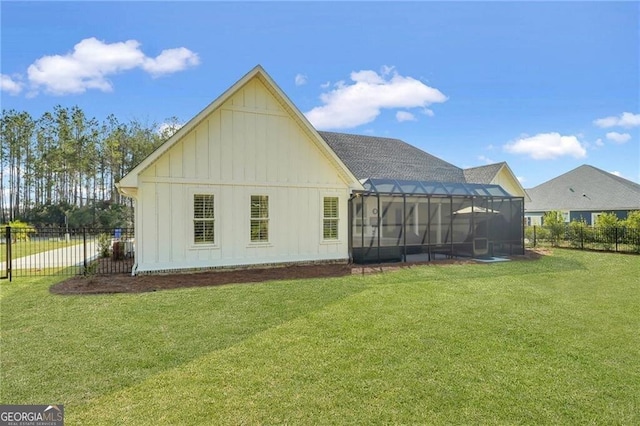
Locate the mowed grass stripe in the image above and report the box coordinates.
[0,275,369,407]
[58,251,640,425]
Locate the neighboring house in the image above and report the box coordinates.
[525,165,640,226]
[463,162,530,201]
[118,65,524,274]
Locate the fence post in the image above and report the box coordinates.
[615,227,618,252]
[533,225,537,247]
[83,228,87,275]
[5,227,11,282]
[580,226,584,250]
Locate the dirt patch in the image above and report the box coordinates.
[50,249,546,295]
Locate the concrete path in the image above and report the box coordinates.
[1,241,98,272]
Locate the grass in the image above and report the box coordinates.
[1,249,639,424]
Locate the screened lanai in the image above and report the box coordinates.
[349,178,525,264]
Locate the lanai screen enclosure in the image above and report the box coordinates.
[350,179,524,263]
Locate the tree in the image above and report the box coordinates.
[1,106,163,227]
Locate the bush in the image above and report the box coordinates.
[97,233,112,258]
[543,211,565,246]
[568,219,588,248]
[622,211,640,252]
[594,213,620,250]
[3,220,37,242]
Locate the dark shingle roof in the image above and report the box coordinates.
[319,131,466,183]
[463,162,505,184]
[525,165,640,211]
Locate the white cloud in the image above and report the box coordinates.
[594,112,640,128]
[422,108,434,117]
[517,176,526,183]
[141,47,200,77]
[320,81,331,89]
[503,132,587,160]
[605,132,631,144]
[396,111,416,122]
[595,138,604,147]
[25,37,199,96]
[294,73,308,86]
[1,74,23,95]
[609,171,623,178]
[304,67,447,129]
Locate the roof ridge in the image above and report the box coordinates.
[464,161,506,171]
[587,164,640,190]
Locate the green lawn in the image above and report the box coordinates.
[1,250,639,424]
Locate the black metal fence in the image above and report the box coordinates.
[525,225,640,254]
[1,227,134,281]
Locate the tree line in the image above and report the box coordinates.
[1,106,180,228]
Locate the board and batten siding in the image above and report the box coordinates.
[135,78,350,272]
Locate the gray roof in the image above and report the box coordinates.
[463,162,505,184]
[525,165,640,212]
[319,131,466,183]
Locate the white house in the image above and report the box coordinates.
[117,66,361,274]
[119,65,526,274]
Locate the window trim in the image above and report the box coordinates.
[249,194,270,244]
[320,194,342,244]
[322,196,339,241]
[188,189,219,250]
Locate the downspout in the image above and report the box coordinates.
[348,192,358,263]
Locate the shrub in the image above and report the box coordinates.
[594,213,620,250]
[568,219,588,248]
[543,211,565,247]
[97,233,112,258]
[622,211,640,252]
[3,220,37,242]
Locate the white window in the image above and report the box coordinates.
[323,197,339,240]
[193,194,214,244]
[250,195,269,242]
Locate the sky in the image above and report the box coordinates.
[1,1,639,188]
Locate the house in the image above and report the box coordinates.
[118,65,524,274]
[525,165,640,226]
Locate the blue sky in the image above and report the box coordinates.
[1,1,638,187]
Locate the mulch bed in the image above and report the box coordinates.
[50,249,546,295]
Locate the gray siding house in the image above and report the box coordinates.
[525,165,640,226]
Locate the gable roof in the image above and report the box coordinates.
[319,131,466,183]
[525,164,640,211]
[117,65,360,192]
[463,162,506,184]
[464,161,529,200]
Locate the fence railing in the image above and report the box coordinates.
[1,227,134,281]
[525,225,640,254]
